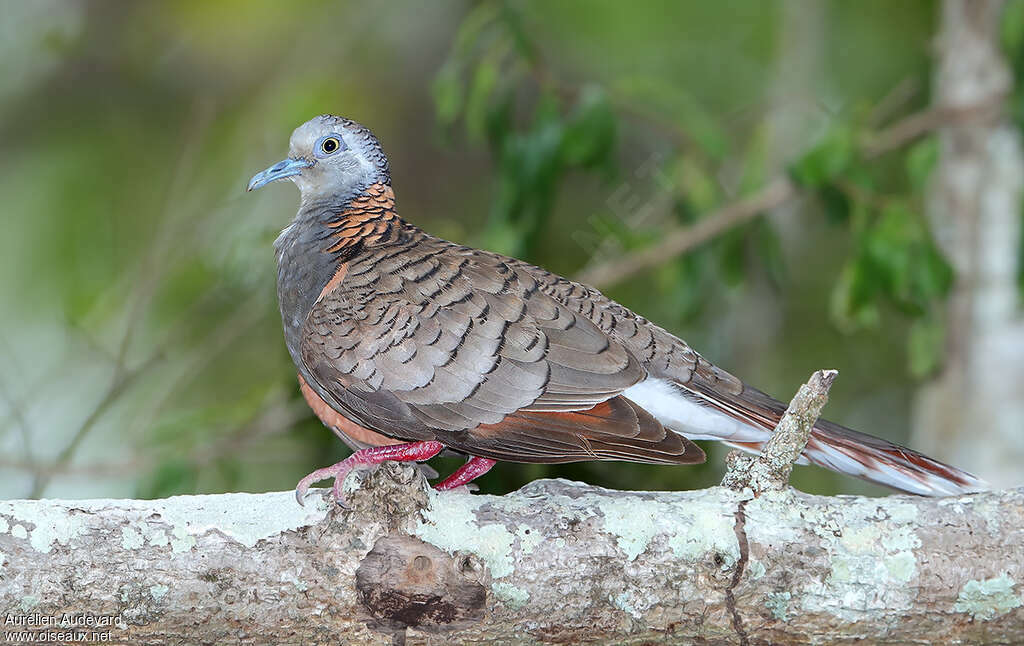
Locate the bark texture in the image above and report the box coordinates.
[721,369,837,495]
[913,0,1024,488]
[2,464,1022,645]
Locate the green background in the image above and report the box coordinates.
[0,0,992,500]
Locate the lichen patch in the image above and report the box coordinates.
[765,591,791,621]
[585,488,739,564]
[515,524,543,555]
[0,502,89,554]
[492,582,530,609]
[149,584,169,601]
[787,496,924,622]
[121,526,144,550]
[415,490,516,579]
[954,574,1021,620]
[151,490,331,550]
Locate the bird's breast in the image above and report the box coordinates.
[275,226,345,368]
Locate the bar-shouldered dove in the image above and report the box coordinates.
[247,115,987,504]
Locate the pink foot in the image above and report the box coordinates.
[295,440,444,506]
[435,456,497,491]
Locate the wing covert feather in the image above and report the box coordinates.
[300,240,647,437]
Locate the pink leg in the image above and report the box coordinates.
[295,440,444,506]
[435,456,497,491]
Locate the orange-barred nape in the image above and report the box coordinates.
[324,182,402,255]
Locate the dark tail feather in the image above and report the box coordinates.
[687,381,988,496]
[805,419,987,495]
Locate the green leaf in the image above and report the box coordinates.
[676,157,719,215]
[452,1,501,58]
[1002,0,1024,58]
[913,239,955,302]
[432,62,463,128]
[789,125,855,188]
[484,88,514,148]
[830,255,882,332]
[862,203,953,312]
[864,204,917,294]
[818,184,851,224]
[465,60,499,142]
[587,212,661,250]
[560,86,616,169]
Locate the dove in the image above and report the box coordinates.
[247,115,987,504]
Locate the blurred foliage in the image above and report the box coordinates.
[433,2,617,259]
[437,1,954,380]
[0,0,989,502]
[1002,0,1024,298]
[788,123,953,377]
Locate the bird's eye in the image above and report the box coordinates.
[321,137,340,154]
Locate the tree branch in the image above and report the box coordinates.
[575,98,1006,290]
[3,470,1022,644]
[575,176,797,289]
[722,369,838,494]
[3,372,1018,644]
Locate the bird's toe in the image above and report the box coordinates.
[293,459,356,506]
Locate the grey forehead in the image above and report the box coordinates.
[289,116,370,148]
[289,118,336,151]
[287,114,390,180]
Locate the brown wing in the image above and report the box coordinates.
[456,396,704,464]
[516,260,703,384]
[298,237,705,464]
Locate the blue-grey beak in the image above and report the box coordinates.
[246,157,314,192]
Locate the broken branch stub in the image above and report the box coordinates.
[721,369,838,494]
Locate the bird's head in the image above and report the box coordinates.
[247,115,390,200]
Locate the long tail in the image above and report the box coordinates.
[624,377,988,496]
[724,418,988,496]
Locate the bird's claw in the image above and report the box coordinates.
[330,475,351,509]
[294,459,355,507]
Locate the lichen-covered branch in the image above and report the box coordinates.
[1,372,1015,644]
[1,464,1022,645]
[721,369,837,494]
